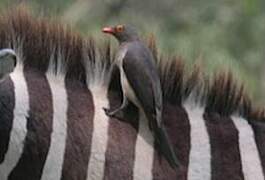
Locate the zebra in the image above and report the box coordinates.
[0,7,265,180]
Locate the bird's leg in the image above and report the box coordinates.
[103,97,129,119]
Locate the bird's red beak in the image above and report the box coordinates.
[102,27,115,34]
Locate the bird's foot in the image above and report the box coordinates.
[103,107,125,120]
[103,107,114,116]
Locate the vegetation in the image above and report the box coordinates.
[1,0,265,105]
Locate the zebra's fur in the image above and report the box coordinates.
[0,6,264,180]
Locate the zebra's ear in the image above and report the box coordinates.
[0,49,17,82]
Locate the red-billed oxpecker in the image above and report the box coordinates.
[102,24,179,168]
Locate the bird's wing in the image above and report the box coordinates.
[122,42,162,127]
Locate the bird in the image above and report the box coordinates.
[102,24,180,168]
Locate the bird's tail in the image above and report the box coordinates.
[154,126,180,169]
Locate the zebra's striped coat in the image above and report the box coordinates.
[0,7,265,180]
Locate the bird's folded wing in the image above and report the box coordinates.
[122,46,162,126]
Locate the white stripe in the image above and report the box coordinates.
[41,75,68,180]
[232,116,264,180]
[87,86,109,180]
[184,103,211,180]
[0,67,29,180]
[133,112,154,180]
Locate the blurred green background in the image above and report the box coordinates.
[1,0,265,105]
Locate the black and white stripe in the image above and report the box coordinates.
[0,59,265,180]
[103,87,139,180]
[204,113,243,180]
[8,69,53,180]
[232,116,264,179]
[0,77,15,164]
[41,72,67,180]
[0,66,29,180]
[185,102,211,180]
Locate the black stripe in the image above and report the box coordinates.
[152,104,191,180]
[0,77,15,163]
[8,69,53,180]
[103,89,139,180]
[250,121,265,176]
[204,112,244,180]
[61,80,94,180]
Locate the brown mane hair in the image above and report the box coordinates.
[0,6,264,122]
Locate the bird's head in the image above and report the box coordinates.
[102,24,139,43]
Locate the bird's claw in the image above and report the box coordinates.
[103,107,126,120]
[103,107,113,117]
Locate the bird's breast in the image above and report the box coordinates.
[120,66,141,107]
[116,45,127,66]
[116,45,141,108]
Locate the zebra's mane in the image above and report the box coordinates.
[0,7,264,122]
[0,7,113,88]
[148,36,265,121]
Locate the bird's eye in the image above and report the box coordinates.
[116,25,124,33]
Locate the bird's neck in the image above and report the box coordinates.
[118,37,140,44]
